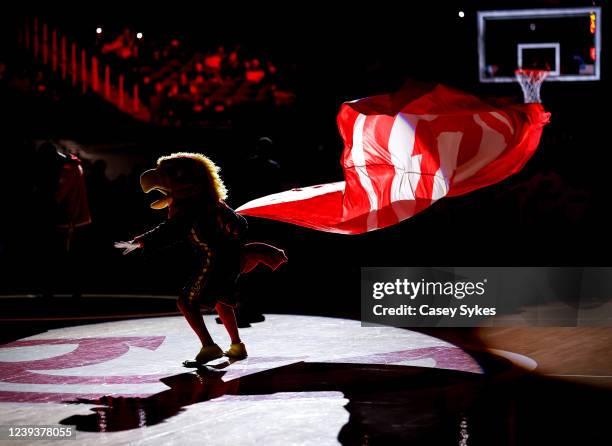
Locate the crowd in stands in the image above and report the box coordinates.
[94,27,295,126]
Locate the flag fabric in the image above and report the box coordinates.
[236,82,550,234]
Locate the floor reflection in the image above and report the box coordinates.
[60,351,612,445]
[61,354,500,444]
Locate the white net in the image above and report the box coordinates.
[515,69,548,104]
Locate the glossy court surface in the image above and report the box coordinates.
[1,314,609,445]
[0,315,524,444]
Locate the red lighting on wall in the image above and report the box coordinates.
[590,46,596,61]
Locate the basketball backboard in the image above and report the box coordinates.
[478,7,601,83]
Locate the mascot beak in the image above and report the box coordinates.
[140,168,173,210]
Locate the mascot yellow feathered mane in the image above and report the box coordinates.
[140,152,228,211]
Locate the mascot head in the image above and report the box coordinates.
[140,152,227,210]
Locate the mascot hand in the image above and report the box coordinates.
[114,240,141,255]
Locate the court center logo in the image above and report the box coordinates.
[0,337,166,402]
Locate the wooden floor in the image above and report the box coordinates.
[477,327,612,387]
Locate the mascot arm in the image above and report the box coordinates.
[134,213,194,251]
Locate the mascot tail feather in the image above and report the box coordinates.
[240,242,288,274]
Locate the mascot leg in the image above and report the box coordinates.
[216,302,248,359]
[177,296,223,363]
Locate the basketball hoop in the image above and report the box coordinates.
[515,69,548,104]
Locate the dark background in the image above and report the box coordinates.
[0,0,608,319]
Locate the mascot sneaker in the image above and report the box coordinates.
[194,344,224,363]
[225,342,248,359]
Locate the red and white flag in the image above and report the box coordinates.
[237,82,550,234]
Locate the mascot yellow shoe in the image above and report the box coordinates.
[225,342,248,359]
[194,344,224,363]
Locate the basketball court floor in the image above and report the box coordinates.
[2,307,611,445]
[0,312,523,445]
